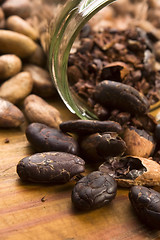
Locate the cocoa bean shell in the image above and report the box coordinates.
[123,127,155,158]
[117,157,160,187]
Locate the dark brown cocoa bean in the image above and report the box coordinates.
[94,80,150,114]
[60,120,122,135]
[129,186,160,229]
[17,152,85,184]
[71,171,117,210]
[26,123,79,155]
[79,132,126,162]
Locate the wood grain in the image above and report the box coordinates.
[0,99,160,240]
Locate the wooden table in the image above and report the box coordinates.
[0,99,160,240]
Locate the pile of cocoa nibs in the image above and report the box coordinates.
[0,0,160,230]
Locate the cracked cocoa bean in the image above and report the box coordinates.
[99,156,160,187]
[71,171,117,210]
[129,185,160,229]
[60,120,122,135]
[17,152,85,184]
[79,132,126,162]
[94,80,150,114]
[26,123,79,155]
[122,126,155,158]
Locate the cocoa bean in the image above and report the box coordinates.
[0,97,24,127]
[26,44,47,67]
[80,132,126,162]
[0,54,22,80]
[94,80,150,114]
[23,64,56,98]
[0,30,37,58]
[23,94,62,128]
[129,186,160,229]
[17,151,85,184]
[6,15,39,40]
[26,122,79,155]
[60,120,122,135]
[2,0,31,19]
[122,127,155,158]
[0,7,5,29]
[0,71,33,103]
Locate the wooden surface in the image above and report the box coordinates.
[1,99,160,240]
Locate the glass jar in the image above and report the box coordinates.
[32,0,116,119]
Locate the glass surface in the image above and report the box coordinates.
[32,0,116,119]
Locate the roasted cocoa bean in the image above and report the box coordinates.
[79,132,126,162]
[60,120,122,135]
[94,80,150,115]
[129,185,160,229]
[26,123,79,155]
[17,152,85,184]
[71,171,117,210]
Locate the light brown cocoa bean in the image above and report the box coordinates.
[23,64,56,98]
[23,94,62,128]
[26,44,47,67]
[6,15,39,41]
[0,7,5,29]
[0,30,37,58]
[2,0,31,19]
[0,54,22,80]
[0,97,24,127]
[122,127,155,158]
[0,72,33,104]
